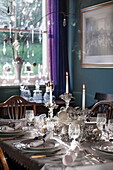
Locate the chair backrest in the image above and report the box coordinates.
[90,101,113,121]
[0,96,36,119]
[95,92,113,101]
[0,147,9,170]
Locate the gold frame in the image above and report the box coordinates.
[81,1,113,68]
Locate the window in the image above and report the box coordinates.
[0,0,49,86]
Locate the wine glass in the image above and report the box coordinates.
[108,119,113,140]
[25,110,34,129]
[68,123,80,141]
[46,119,54,132]
[96,113,107,131]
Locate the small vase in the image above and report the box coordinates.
[14,61,23,84]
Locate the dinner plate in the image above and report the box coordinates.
[0,129,24,137]
[16,138,62,153]
[21,145,61,153]
[92,142,113,154]
[0,129,22,134]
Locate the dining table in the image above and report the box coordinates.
[0,137,113,170]
[0,118,113,170]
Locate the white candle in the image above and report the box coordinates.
[9,23,12,38]
[50,83,52,104]
[66,72,69,93]
[32,29,34,43]
[3,41,6,55]
[82,84,85,110]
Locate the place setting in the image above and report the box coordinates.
[0,119,27,140]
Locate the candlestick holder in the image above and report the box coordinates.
[60,93,73,109]
[45,102,58,119]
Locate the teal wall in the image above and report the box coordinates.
[68,0,113,108]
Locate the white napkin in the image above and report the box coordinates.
[14,122,22,130]
[62,140,80,166]
[0,121,23,132]
[1,126,14,131]
[29,140,44,147]
[29,132,53,147]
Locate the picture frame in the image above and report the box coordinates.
[81,1,113,68]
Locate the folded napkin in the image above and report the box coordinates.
[0,126,14,132]
[29,132,53,147]
[14,122,22,130]
[62,140,80,166]
[0,122,23,132]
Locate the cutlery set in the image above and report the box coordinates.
[84,149,105,164]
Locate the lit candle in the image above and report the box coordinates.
[66,72,69,93]
[50,83,52,104]
[82,84,86,110]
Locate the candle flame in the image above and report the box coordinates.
[66,72,68,76]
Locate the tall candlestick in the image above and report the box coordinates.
[66,72,69,93]
[50,83,52,104]
[82,84,85,110]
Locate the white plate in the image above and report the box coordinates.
[0,130,24,137]
[17,138,62,153]
[0,129,22,134]
[21,146,61,153]
[92,142,113,154]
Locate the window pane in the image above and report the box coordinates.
[0,0,42,30]
[0,0,48,86]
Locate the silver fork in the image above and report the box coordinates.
[84,149,105,163]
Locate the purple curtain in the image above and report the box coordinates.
[47,0,69,98]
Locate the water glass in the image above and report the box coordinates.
[34,116,39,129]
[25,110,34,122]
[68,123,80,140]
[108,119,113,139]
[46,120,54,132]
[96,113,107,131]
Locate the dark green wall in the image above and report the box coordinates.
[0,86,45,103]
[68,0,113,108]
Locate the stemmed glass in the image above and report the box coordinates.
[68,123,80,141]
[108,119,113,140]
[25,110,34,129]
[96,113,107,131]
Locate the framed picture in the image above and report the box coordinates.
[81,1,113,68]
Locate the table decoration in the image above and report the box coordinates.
[45,102,58,119]
[60,93,73,109]
[56,106,103,142]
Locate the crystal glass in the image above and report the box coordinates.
[25,110,34,129]
[46,119,54,132]
[96,113,107,131]
[108,119,113,139]
[25,110,34,122]
[38,114,46,131]
[68,123,80,141]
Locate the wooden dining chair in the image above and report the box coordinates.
[90,101,113,121]
[0,147,9,170]
[94,92,113,101]
[0,96,37,119]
